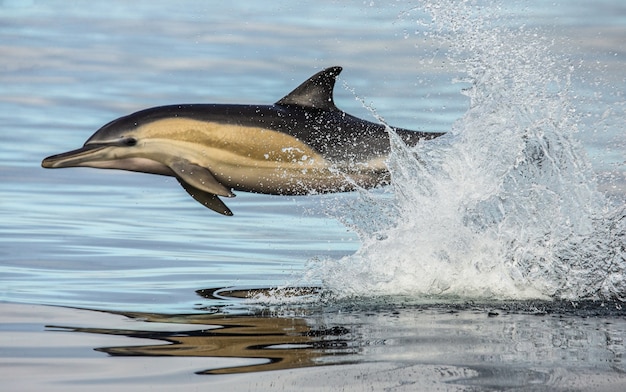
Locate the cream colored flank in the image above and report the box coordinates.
[64,118,385,195]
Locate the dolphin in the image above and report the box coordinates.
[42,66,443,215]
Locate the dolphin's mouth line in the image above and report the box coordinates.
[41,144,109,168]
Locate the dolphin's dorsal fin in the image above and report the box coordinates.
[275,66,342,111]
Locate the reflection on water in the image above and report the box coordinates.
[47,287,626,387]
[57,312,353,375]
[50,287,355,375]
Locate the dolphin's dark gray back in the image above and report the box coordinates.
[96,67,443,163]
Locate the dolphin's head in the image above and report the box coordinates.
[42,107,237,215]
[41,111,173,176]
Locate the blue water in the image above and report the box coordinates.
[1,1,625,389]
[1,0,625,308]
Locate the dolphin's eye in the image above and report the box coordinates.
[124,137,137,147]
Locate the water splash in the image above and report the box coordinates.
[306,0,625,301]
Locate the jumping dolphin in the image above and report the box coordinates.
[42,66,443,215]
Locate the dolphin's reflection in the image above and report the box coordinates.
[49,287,356,375]
[46,289,626,382]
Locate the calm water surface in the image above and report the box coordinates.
[1,0,625,390]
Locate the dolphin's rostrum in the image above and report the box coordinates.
[42,66,444,215]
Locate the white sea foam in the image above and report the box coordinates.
[304,0,625,301]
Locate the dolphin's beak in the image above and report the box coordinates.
[41,144,108,168]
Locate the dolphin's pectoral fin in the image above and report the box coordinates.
[169,159,234,198]
[176,178,233,216]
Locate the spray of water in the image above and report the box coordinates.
[305,1,625,301]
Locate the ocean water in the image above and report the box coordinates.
[1,0,625,390]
